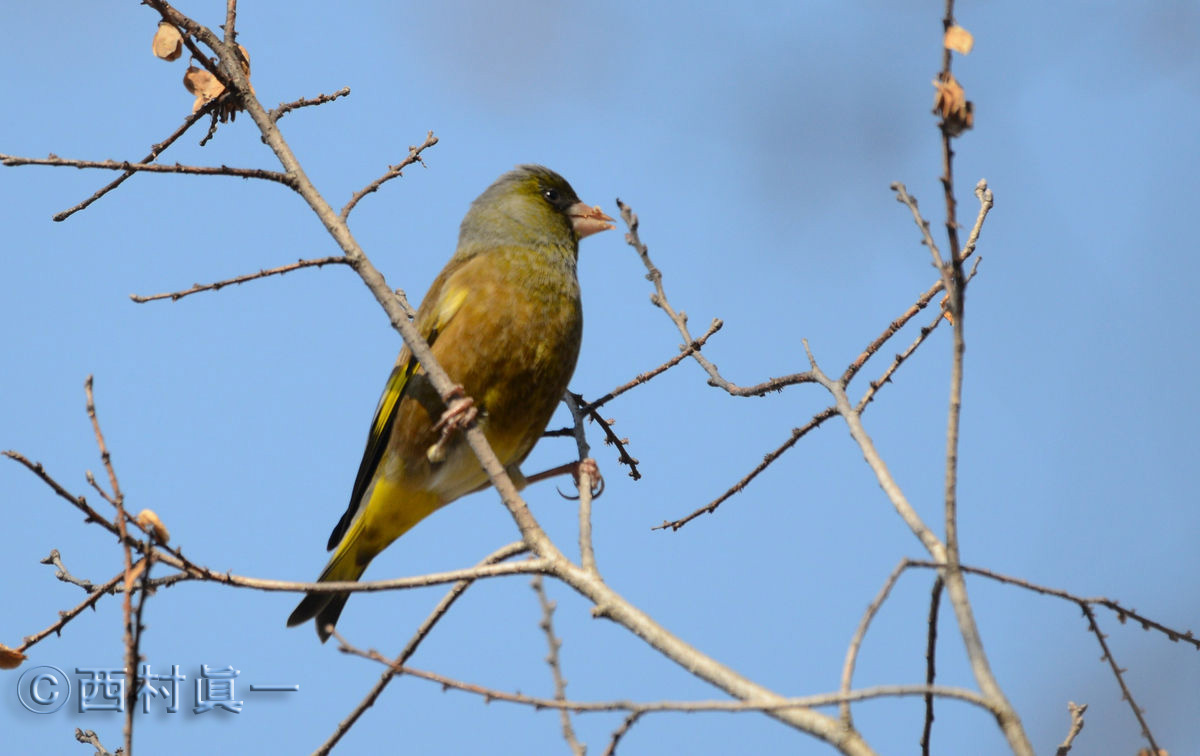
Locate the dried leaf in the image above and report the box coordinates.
[0,643,26,670]
[236,44,251,76]
[152,22,183,62]
[932,72,974,136]
[135,509,170,543]
[939,293,954,325]
[944,25,974,55]
[184,66,225,113]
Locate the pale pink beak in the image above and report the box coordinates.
[567,201,616,239]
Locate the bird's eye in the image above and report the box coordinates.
[542,188,560,203]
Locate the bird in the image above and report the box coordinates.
[287,165,614,641]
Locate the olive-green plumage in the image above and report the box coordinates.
[287,165,613,640]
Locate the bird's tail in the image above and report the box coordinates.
[286,520,370,642]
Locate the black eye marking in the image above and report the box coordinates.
[542,188,560,203]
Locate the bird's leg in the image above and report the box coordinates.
[426,385,477,463]
[525,457,604,499]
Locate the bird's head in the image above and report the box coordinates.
[458,165,614,253]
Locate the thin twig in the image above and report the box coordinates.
[53,104,217,222]
[74,728,116,756]
[564,396,599,574]
[839,559,910,726]
[1080,605,1160,753]
[584,318,723,412]
[960,179,993,262]
[905,559,1200,650]
[920,576,944,756]
[532,576,586,756]
[222,0,237,45]
[270,87,351,122]
[3,454,547,594]
[571,393,640,481]
[84,377,136,756]
[661,296,950,532]
[655,407,837,531]
[341,640,999,714]
[601,712,643,756]
[131,256,348,302]
[0,154,294,186]
[19,572,124,652]
[617,199,815,397]
[891,182,947,273]
[41,549,96,593]
[339,132,438,219]
[127,545,155,726]
[857,304,950,412]
[1054,702,1087,756]
[645,211,965,531]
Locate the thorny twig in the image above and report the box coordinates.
[340,131,438,219]
[269,87,352,122]
[131,256,348,302]
[532,576,585,756]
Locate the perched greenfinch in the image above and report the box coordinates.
[288,165,613,640]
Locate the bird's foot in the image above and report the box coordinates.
[572,458,603,497]
[524,458,604,498]
[426,386,477,463]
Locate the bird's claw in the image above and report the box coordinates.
[426,387,477,464]
[559,458,604,500]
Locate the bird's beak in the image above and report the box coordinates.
[567,202,616,239]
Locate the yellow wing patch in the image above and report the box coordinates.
[436,285,469,334]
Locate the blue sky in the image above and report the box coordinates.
[3,2,1199,754]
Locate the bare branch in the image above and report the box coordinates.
[602,712,644,756]
[839,559,910,726]
[340,132,438,219]
[563,398,599,574]
[53,103,218,221]
[339,639,999,715]
[584,318,723,413]
[570,393,641,481]
[270,87,352,123]
[84,376,138,755]
[20,572,124,653]
[1054,702,1087,756]
[617,199,814,397]
[1081,605,1161,753]
[891,182,947,273]
[0,153,294,186]
[920,577,944,756]
[532,576,586,756]
[74,728,116,756]
[131,256,348,303]
[41,549,97,593]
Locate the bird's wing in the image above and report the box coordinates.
[324,281,470,551]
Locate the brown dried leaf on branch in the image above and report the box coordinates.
[152,22,183,61]
[933,72,974,136]
[178,42,253,120]
[0,643,27,670]
[184,65,226,111]
[944,25,974,55]
[135,509,170,543]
